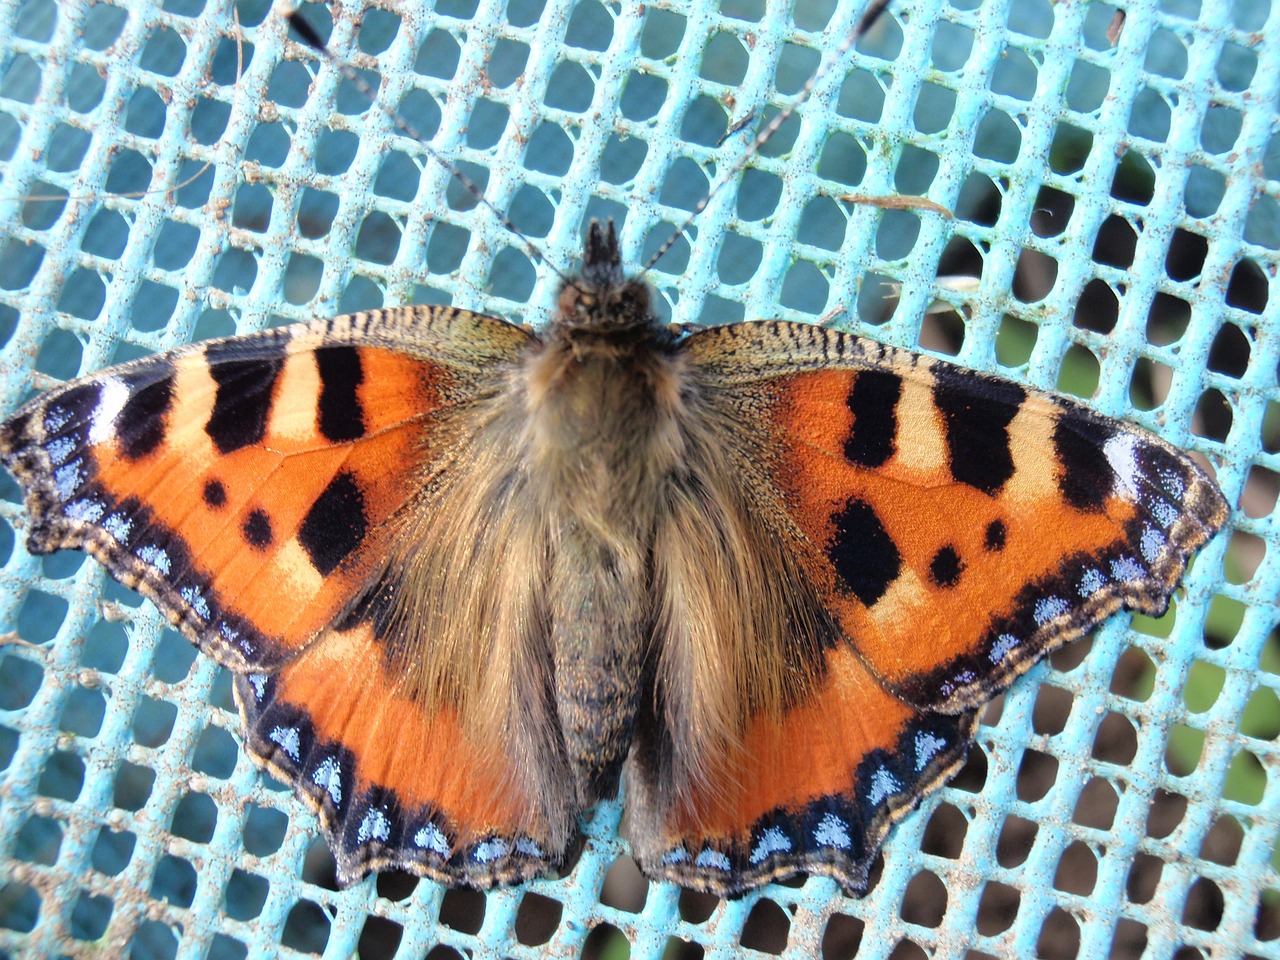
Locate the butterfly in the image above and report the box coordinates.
[0,220,1228,897]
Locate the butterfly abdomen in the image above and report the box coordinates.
[523,304,692,804]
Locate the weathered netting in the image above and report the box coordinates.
[0,0,1276,957]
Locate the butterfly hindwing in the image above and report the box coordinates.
[625,320,1227,896]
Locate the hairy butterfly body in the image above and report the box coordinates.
[1,222,1228,896]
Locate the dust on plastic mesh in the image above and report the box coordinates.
[0,0,1276,958]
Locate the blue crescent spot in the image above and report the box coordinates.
[914,730,949,770]
[179,585,211,620]
[472,838,512,864]
[103,513,133,543]
[358,808,391,843]
[866,766,902,807]
[53,459,85,501]
[1034,596,1070,625]
[1078,568,1106,597]
[749,826,792,865]
[515,837,545,857]
[247,674,268,701]
[269,725,301,761]
[1110,556,1146,582]
[137,544,172,574]
[66,498,106,523]
[661,847,691,865]
[45,436,76,465]
[989,633,1020,664]
[695,848,731,871]
[1149,498,1179,529]
[814,813,852,850]
[414,823,450,855]
[1141,525,1167,562]
[312,756,343,805]
[1158,466,1185,498]
[43,406,71,433]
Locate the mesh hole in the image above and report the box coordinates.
[60,685,106,737]
[440,886,485,934]
[1128,87,1171,142]
[1129,356,1171,411]
[282,899,332,953]
[920,802,967,859]
[996,815,1036,868]
[1092,712,1138,765]
[515,891,564,944]
[582,923,630,960]
[1053,840,1098,895]
[678,887,719,924]
[1187,386,1228,442]
[1182,876,1225,931]
[414,30,461,79]
[359,916,404,957]
[977,881,1019,935]
[70,891,112,941]
[900,871,947,927]
[599,857,647,913]
[1037,906,1080,960]
[0,882,40,932]
[975,109,1022,163]
[931,20,973,71]
[171,791,217,843]
[1073,777,1119,831]
[37,749,84,801]
[0,654,43,710]
[1014,249,1057,304]
[741,898,790,953]
[14,814,61,866]
[1016,750,1057,802]
[152,853,198,909]
[91,827,136,876]
[18,589,68,644]
[836,70,886,123]
[992,46,1037,100]
[225,868,268,921]
[1056,343,1100,398]
[912,82,956,135]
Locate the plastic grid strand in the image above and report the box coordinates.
[0,0,1276,958]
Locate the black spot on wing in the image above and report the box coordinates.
[298,471,367,576]
[843,369,901,468]
[829,497,900,607]
[929,546,964,588]
[243,509,273,548]
[1052,408,1117,512]
[932,367,1024,495]
[118,370,174,459]
[316,346,365,442]
[203,479,227,508]
[984,519,1006,552]
[204,340,285,455]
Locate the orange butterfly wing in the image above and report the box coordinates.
[1,307,559,884]
[628,322,1227,896]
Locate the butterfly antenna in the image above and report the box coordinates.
[286,9,583,292]
[643,0,893,272]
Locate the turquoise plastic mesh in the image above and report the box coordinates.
[0,0,1276,957]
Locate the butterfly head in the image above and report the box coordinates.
[554,221,660,341]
